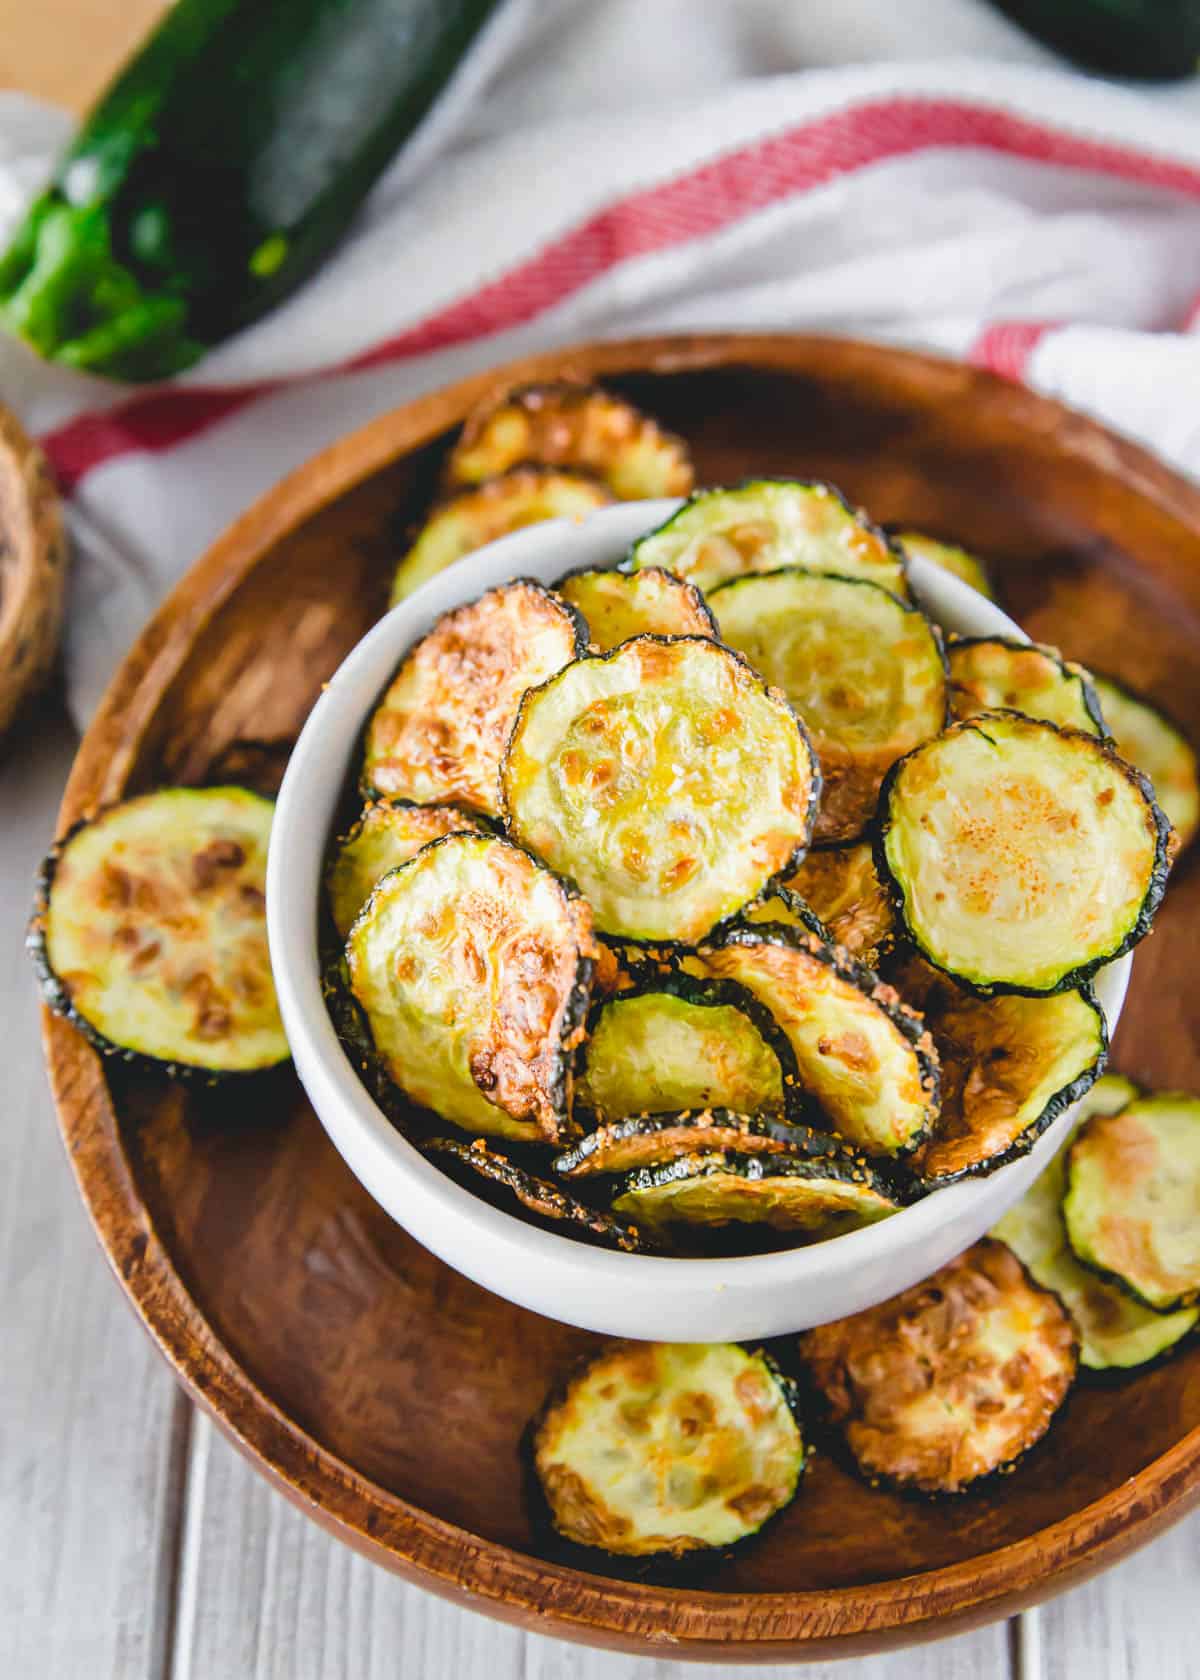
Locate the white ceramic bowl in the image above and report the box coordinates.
[268,500,1130,1341]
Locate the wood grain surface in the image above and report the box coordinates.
[0,405,67,739]
[34,335,1200,1659]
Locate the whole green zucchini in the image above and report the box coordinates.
[0,0,499,381]
[989,1,1200,80]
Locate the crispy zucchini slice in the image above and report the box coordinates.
[325,799,485,939]
[741,886,830,941]
[532,1341,805,1558]
[1063,1095,1200,1311]
[799,1238,1078,1494]
[783,843,895,966]
[420,1137,642,1251]
[611,1150,900,1239]
[879,711,1171,995]
[501,635,819,943]
[31,787,287,1077]
[947,638,1106,736]
[553,1108,832,1179]
[629,480,908,598]
[345,833,600,1143]
[389,469,612,606]
[362,579,585,817]
[699,925,939,1157]
[894,531,996,600]
[447,381,694,500]
[993,1077,1199,1370]
[1090,673,1199,851]
[555,565,716,652]
[711,570,947,843]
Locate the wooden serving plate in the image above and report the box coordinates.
[43,335,1200,1661]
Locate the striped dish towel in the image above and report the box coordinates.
[1,1,1199,726]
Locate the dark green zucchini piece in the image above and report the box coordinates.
[0,0,501,379]
[1090,673,1199,851]
[799,1238,1079,1494]
[878,711,1171,995]
[711,569,947,843]
[501,635,819,943]
[894,531,996,600]
[1063,1095,1200,1311]
[389,469,612,607]
[421,1138,642,1252]
[740,886,830,941]
[531,1341,805,1558]
[30,786,287,1078]
[553,1108,834,1179]
[628,480,909,598]
[362,579,585,817]
[947,638,1107,736]
[782,843,895,966]
[345,832,601,1144]
[699,924,939,1157]
[988,1,1200,82]
[993,1077,1199,1370]
[447,381,695,500]
[611,1149,900,1239]
[325,798,485,938]
[555,565,717,652]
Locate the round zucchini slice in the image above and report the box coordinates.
[532,1341,805,1559]
[879,711,1171,995]
[947,638,1107,737]
[31,787,287,1078]
[420,1137,643,1252]
[501,635,819,944]
[325,799,485,939]
[629,480,908,599]
[555,565,716,652]
[993,1077,1199,1370]
[783,843,895,966]
[799,1238,1078,1494]
[362,579,585,817]
[1090,673,1199,851]
[1063,1095,1200,1311]
[389,469,612,607]
[446,381,694,500]
[711,570,947,843]
[699,925,939,1157]
[553,1108,831,1179]
[345,832,601,1144]
[894,531,996,600]
[611,1150,900,1239]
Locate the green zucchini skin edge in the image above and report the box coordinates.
[552,562,719,642]
[552,1106,847,1179]
[947,636,1110,739]
[28,792,289,1084]
[612,1146,903,1214]
[873,710,1174,998]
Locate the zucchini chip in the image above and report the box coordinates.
[799,1239,1078,1494]
[553,1108,831,1179]
[389,469,611,606]
[894,531,996,600]
[1063,1095,1200,1311]
[1090,673,1199,851]
[532,1342,805,1558]
[501,636,819,943]
[699,926,939,1157]
[611,1150,900,1239]
[783,843,895,966]
[947,638,1106,737]
[574,972,799,1125]
[420,1138,643,1252]
[362,579,585,817]
[555,565,716,652]
[994,1078,1199,1371]
[447,381,694,500]
[629,480,908,598]
[711,570,947,843]
[325,799,485,938]
[879,711,1171,995]
[31,787,287,1078]
[741,887,829,941]
[345,833,600,1144]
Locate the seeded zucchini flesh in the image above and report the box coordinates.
[533,1341,804,1557]
[325,800,484,938]
[1090,673,1199,851]
[556,565,716,652]
[34,787,287,1076]
[552,1108,833,1178]
[502,635,818,944]
[612,1150,900,1239]
[800,1238,1078,1493]
[947,638,1106,736]
[420,1137,642,1251]
[895,531,996,600]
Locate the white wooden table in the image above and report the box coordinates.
[2,703,1195,1677]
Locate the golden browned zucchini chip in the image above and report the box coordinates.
[799,1238,1078,1494]
[553,1108,830,1179]
[782,842,895,965]
[555,565,716,652]
[894,531,996,600]
[947,638,1106,736]
[420,1137,642,1251]
[325,798,485,938]
[1090,673,1199,851]
[611,1150,900,1239]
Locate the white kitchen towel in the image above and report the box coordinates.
[1,0,1200,726]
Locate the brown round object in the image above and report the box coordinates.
[0,405,66,737]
